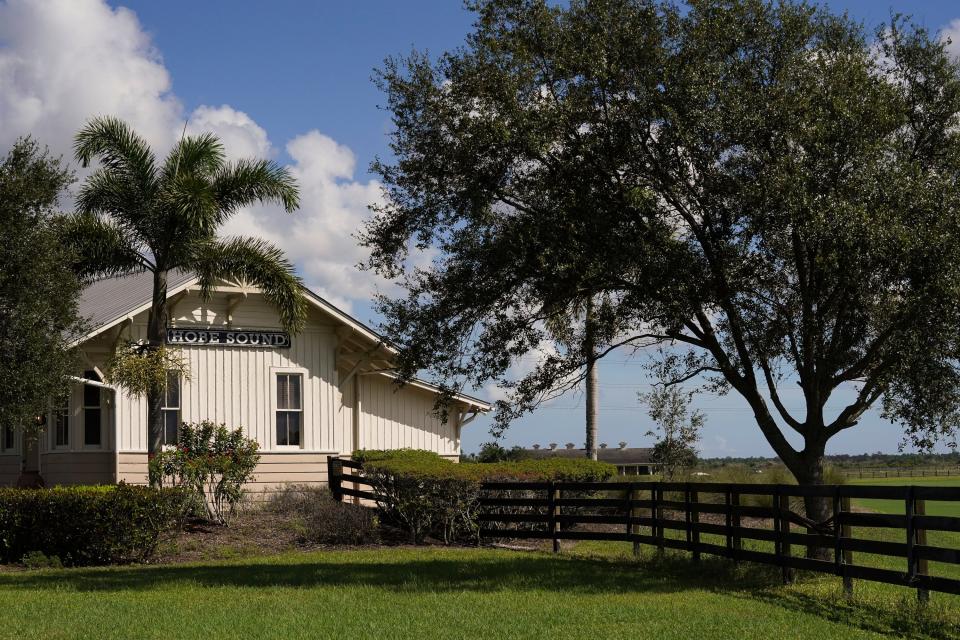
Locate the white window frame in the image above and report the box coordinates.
[271,367,307,449]
[0,424,15,454]
[50,393,71,450]
[81,372,103,450]
[161,370,181,448]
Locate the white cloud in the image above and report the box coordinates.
[0,0,385,315]
[185,105,272,160]
[0,0,181,155]
[220,130,387,312]
[943,19,960,59]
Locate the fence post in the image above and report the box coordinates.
[327,456,343,502]
[731,488,742,563]
[653,484,664,555]
[779,490,793,584]
[907,488,930,604]
[725,485,733,558]
[629,483,640,557]
[550,481,560,554]
[841,495,853,596]
[690,486,700,563]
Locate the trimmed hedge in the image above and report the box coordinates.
[0,483,187,566]
[353,449,615,543]
[354,449,616,482]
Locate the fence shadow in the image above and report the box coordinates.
[0,548,777,596]
[3,547,957,637]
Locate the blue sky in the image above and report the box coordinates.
[2,0,958,457]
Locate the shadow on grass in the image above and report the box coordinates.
[2,547,957,639]
[744,585,960,640]
[0,549,777,596]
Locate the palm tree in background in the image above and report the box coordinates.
[61,116,307,466]
[546,295,600,461]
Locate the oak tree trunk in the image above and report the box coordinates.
[146,268,168,482]
[787,444,832,560]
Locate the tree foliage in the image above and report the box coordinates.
[642,387,703,480]
[363,0,960,498]
[0,138,84,434]
[105,344,188,397]
[61,117,306,459]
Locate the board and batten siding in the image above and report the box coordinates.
[115,294,345,456]
[359,375,460,458]
[16,288,472,490]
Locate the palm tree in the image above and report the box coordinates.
[61,116,307,465]
[545,295,600,461]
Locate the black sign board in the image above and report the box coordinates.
[166,327,291,349]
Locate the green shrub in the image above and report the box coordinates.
[269,484,378,545]
[0,483,186,566]
[353,449,615,543]
[149,420,260,525]
[355,448,615,482]
[20,550,63,569]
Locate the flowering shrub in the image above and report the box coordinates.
[149,421,259,525]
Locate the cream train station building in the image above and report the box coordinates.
[0,271,489,491]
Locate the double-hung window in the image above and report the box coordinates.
[161,370,181,446]
[276,373,302,447]
[53,395,70,448]
[82,370,102,447]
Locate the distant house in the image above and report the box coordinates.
[523,444,659,475]
[0,270,489,492]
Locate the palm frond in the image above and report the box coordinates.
[159,172,219,235]
[74,167,149,231]
[212,159,300,223]
[74,116,157,183]
[56,212,150,281]
[188,236,307,332]
[162,133,226,182]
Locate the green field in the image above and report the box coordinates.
[848,476,960,517]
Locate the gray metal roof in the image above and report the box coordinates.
[77,269,195,336]
[75,269,492,411]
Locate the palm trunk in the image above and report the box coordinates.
[584,298,598,461]
[146,268,168,481]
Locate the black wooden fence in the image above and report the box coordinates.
[327,457,960,599]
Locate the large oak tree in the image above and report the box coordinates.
[0,139,85,439]
[363,0,960,526]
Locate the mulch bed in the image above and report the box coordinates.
[155,508,414,564]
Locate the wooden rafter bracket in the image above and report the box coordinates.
[167,290,189,326]
[225,292,246,327]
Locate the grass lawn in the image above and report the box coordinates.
[0,546,957,640]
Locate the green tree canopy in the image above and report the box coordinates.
[362,0,960,520]
[61,117,306,461]
[0,138,84,435]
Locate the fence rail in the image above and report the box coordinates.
[327,457,960,599]
[835,467,959,479]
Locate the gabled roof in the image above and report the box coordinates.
[74,270,491,411]
[76,269,196,344]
